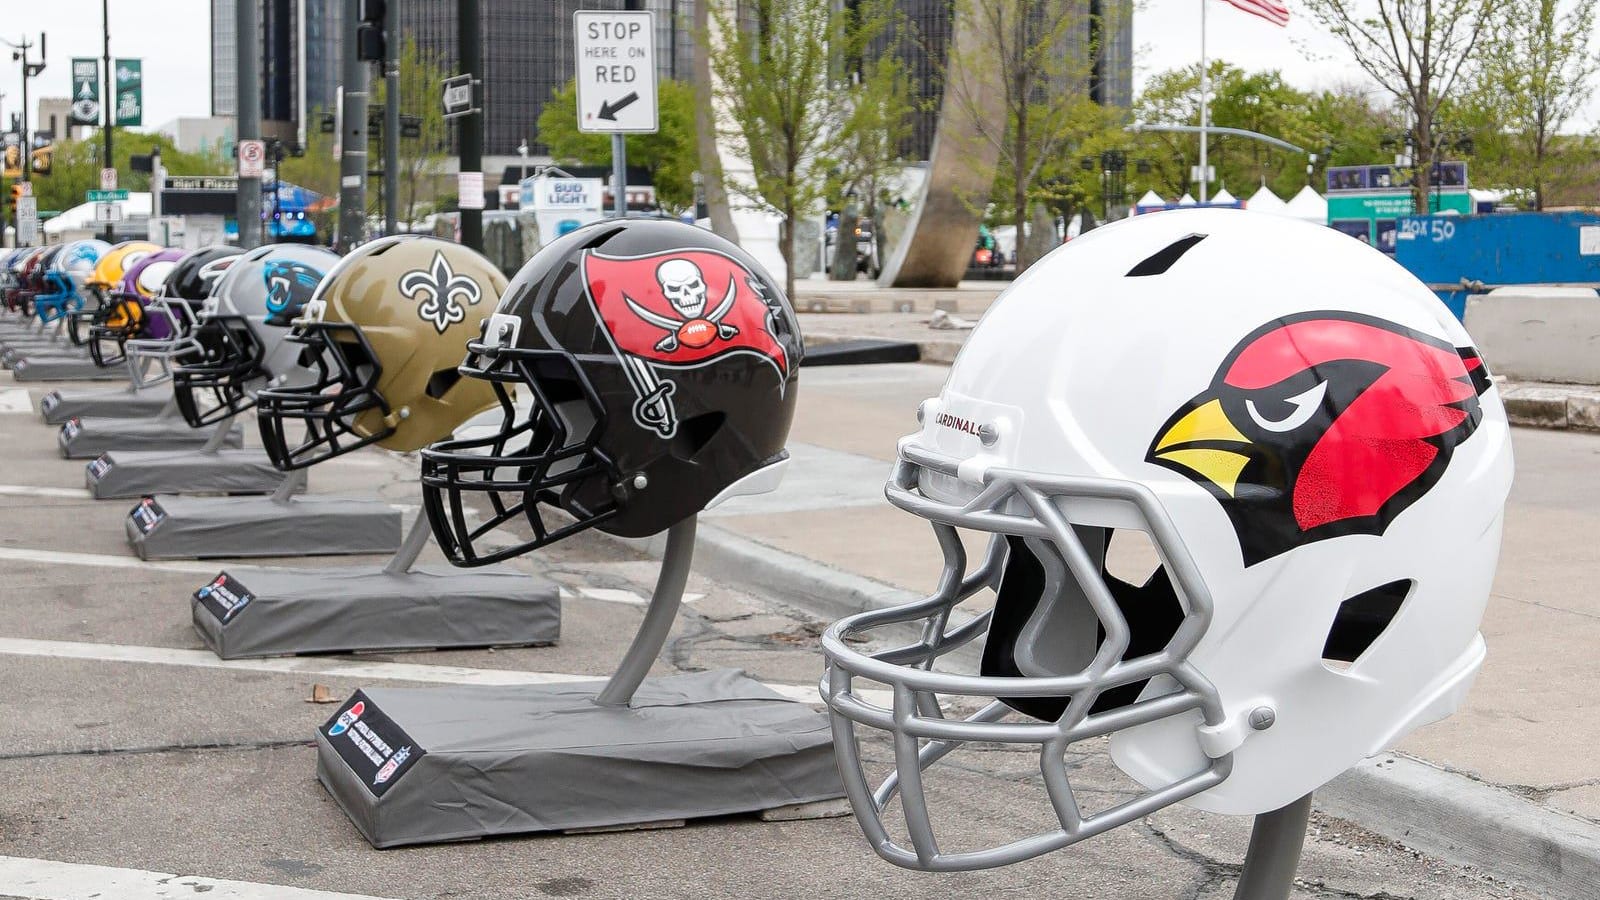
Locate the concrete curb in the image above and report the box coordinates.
[622,519,1600,899]
[1499,381,1600,432]
[1324,755,1600,900]
[804,332,964,365]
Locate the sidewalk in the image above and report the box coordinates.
[639,361,1600,898]
[798,300,1600,432]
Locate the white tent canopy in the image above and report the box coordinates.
[1284,185,1327,223]
[1136,189,1166,208]
[1177,193,1197,206]
[1211,188,1237,205]
[43,193,154,235]
[1247,184,1288,214]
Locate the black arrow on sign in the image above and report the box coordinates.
[598,92,640,121]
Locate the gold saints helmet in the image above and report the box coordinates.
[255,235,509,469]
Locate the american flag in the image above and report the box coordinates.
[1220,0,1290,27]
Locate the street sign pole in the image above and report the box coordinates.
[574,9,658,221]
[236,0,263,249]
[458,0,483,252]
[102,0,114,242]
[338,0,369,252]
[612,134,625,218]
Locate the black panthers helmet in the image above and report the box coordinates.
[420,219,804,566]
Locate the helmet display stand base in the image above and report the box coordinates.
[124,469,403,560]
[191,515,560,659]
[40,386,173,425]
[86,413,295,499]
[314,517,845,848]
[11,353,126,382]
[58,412,243,459]
[1233,793,1312,900]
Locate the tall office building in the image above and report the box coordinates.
[211,0,343,141]
[869,0,1132,162]
[398,1,696,158]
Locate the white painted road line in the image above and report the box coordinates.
[0,854,400,900]
[0,484,91,499]
[0,387,32,413]
[0,636,866,707]
[0,546,217,574]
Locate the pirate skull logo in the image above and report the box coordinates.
[626,257,740,353]
[658,258,708,318]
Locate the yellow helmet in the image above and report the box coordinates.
[87,241,162,291]
[256,235,509,469]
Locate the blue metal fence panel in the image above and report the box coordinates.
[1394,211,1600,319]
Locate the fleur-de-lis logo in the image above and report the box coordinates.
[401,251,483,334]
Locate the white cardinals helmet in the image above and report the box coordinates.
[820,208,1513,871]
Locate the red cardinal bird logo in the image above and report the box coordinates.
[581,248,790,438]
[1148,311,1492,566]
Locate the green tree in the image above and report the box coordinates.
[26,130,227,217]
[536,78,700,214]
[1301,0,1508,212]
[372,36,452,223]
[822,5,916,279]
[710,0,909,298]
[1469,0,1599,209]
[945,0,1113,268]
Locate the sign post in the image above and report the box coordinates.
[16,195,38,246]
[574,10,658,218]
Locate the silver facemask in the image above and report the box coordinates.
[819,441,1233,872]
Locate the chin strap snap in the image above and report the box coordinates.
[1197,701,1276,759]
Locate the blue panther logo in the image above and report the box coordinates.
[262,261,324,319]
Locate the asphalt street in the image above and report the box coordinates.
[0,357,1557,899]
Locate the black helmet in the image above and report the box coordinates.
[125,246,246,391]
[420,219,804,566]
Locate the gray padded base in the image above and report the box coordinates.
[41,387,171,424]
[315,670,843,848]
[125,494,402,560]
[88,449,296,499]
[12,355,123,382]
[59,418,243,458]
[191,565,561,658]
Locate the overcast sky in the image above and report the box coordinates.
[2,1,1595,135]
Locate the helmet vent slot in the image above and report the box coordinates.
[1125,233,1207,277]
[671,411,726,459]
[1322,579,1413,667]
[426,367,462,400]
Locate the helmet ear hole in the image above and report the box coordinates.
[1322,579,1412,667]
[426,368,462,400]
[668,410,725,459]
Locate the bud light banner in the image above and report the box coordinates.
[114,59,142,127]
[70,58,101,125]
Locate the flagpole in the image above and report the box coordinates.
[1199,0,1209,203]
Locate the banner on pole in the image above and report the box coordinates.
[70,59,102,125]
[114,59,143,127]
[1,134,21,179]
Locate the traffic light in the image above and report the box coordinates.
[10,183,24,205]
[356,0,386,62]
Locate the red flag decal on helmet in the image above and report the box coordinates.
[581,248,790,438]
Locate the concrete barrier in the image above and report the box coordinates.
[1465,286,1600,384]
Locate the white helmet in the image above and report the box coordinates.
[820,208,1513,871]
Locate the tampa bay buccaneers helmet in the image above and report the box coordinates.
[257,235,509,470]
[820,208,1513,872]
[173,243,336,426]
[420,218,803,565]
[126,245,245,389]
